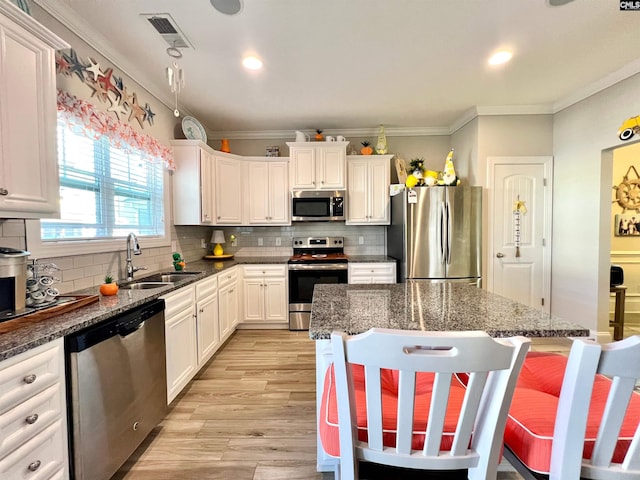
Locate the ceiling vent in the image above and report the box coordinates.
[141,13,193,49]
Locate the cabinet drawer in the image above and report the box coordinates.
[161,285,195,318]
[349,263,396,276]
[218,267,239,288]
[242,265,286,278]
[195,275,217,299]
[0,420,66,480]
[0,340,63,415]
[0,383,62,458]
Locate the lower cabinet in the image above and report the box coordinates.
[195,275,219,367]
[348,262,397,284]
[218,266,239,342]
[241,265,287,326]
[162,285,197,404]
[0,338,68,480]
[163,269,240,404]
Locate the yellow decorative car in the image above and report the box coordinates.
[618,116,640,141]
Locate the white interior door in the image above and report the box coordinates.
[488,157,552,312]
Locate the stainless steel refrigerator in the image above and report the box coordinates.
[387,186,482,284]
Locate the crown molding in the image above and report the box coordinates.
[206,126,451,141]
[553,57,640,114]
[0,1,68,49]
[33,0,193,119]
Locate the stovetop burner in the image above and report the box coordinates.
[289,236,347,264]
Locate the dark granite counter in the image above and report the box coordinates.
[309,282,590,340]
[0,256,289,361]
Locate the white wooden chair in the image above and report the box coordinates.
[327,328,530,480]
[504,335,640,480]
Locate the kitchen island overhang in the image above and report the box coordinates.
[309,281,590,473]
[309,282,590,340]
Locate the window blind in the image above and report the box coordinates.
[41,118,165,241]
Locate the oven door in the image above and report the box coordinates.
[288,264,347,329]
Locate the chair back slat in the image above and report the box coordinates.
[451,371,488,456]
[329,329,530,480]
[364,366,384,451]
[423,372,452,456]
[622,423,640,470]
[591,376,634,467]
[397,370,418,454]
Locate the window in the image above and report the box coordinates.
[40,118,165,241]
[26,113,169,257]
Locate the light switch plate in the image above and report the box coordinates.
[275,237,281,246]
[258,238,263,246]
[359,236,364,245]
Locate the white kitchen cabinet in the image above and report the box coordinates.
[246,160,290,225]
[241,265,287,325]
[218,267,239,342]
[346,155,392,225]
[0,4,68,219]
[171,140,215,225]
[162,285,197,404]
[348,262,397,284]
[195,276,219,367]
[214,155,243,224]
[0,338,68,479]
[287,142,347,190]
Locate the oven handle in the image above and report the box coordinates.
[288,263,348,271]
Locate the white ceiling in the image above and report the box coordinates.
[34,0,640,138]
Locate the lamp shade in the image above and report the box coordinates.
[211,230,226,244]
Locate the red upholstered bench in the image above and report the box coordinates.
[319,364,469,457]
[504,350,640,477]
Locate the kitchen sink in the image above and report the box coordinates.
[120,282,174,290]
[139,272,202,283]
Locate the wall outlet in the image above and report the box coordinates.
[275,237,281,246]
[359,236,364,245]
[231,237,237,247]
[171,241,177,251]
[258,237,263,246]
[200,238,207,249]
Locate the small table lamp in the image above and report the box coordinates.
[211,230,226,256]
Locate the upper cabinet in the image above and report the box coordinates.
[346,155,393,225]
[171,140,215,225]
[287,142,347,190]
[214,154,242,225]
[245,160,290,225]
[172,141,289,226]
[0,4,68,218]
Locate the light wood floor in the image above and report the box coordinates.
[111,329,586,480]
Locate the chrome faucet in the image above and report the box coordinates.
[125,232,145,281]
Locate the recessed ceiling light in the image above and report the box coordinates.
[210,0,243,15]
[243,56,263,70]
[488,50,513,66]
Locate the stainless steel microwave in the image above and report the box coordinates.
[291,190,345,222]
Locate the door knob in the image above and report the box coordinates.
[496,252,505,258]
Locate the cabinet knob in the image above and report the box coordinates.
[23,374,36,384]
[0,188,7,196]
[28,460,41,472]
[218,216,221,220]
[199,308,204,313]
[25,414,39,425]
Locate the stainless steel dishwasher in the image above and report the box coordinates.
[65,299,167,480]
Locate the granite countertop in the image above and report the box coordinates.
[309,282,590,340]
[0,256,289,361]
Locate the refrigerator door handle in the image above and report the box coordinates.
[446,201,452,264]
[440,202,446,264]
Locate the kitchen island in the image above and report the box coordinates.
[309,281,590,472]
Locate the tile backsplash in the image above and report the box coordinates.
[0,220,386,293]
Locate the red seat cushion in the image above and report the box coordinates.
[504,352,640,474]
[319,363,468,457]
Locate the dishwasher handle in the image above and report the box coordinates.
[66,299,165,353]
